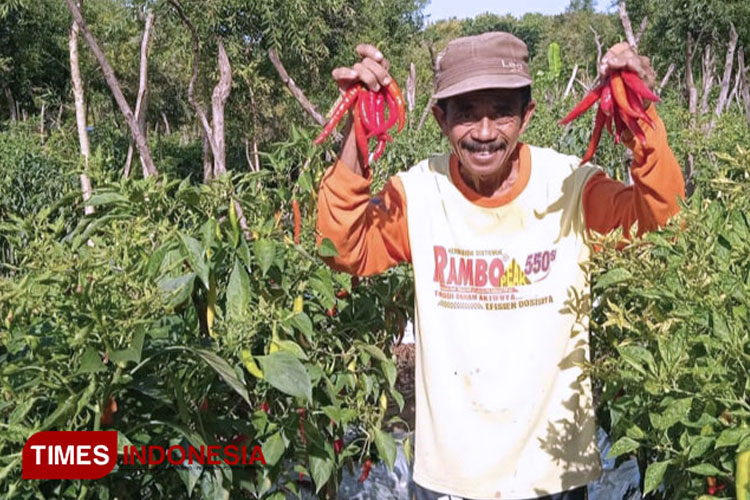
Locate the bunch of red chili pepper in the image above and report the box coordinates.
[559,69,660,165]
[313,81,406,169]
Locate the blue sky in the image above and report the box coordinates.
[424,0,613,22]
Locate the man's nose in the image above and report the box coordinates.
[472,116,496,141]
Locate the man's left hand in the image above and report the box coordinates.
[599,42,656,91]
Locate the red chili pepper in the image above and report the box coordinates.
[335,289,349,299]
[386,81,406,131]
[368,91,399,139]
[358,458,373,483]
[292,199,301,245]
[231,433,249,445]
[610,72,640,119]
[559,83,604,124]
[580,109,607,165]
[621,112,647,145]
[100,396,118,427]
[374,92,384,133]
[313,85,360,145]
[326,306,337,317]
[599,83,614,116]
[358,87,373,133]
[604,114,613,137]
[333,439,344,455]
[199,397,209,413]
[706,476,725,495]
[260,401,270,414]
[351,104,370,170]
[620,70,661,102]
[625,86,655,129]
[613,109,626,144]
[371,138,387,162]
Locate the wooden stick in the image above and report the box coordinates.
[268,47,341,140]
[657,63,675,95]
[564,64,579,99]
[64,0,158,176]
[618,1,637,49]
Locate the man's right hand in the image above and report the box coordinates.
[330,44,393,176]
[332,44,393,92]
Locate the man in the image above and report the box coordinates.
[316,32,684,500]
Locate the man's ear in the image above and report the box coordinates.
[519,100,536,136]
[432,104,448,135]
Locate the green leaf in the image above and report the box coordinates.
[321,406,357,427]
[686,463,722,475]
[373,427,397,470]
[606,436,640,459]
[317,238,339,257]
[688,436,714,460]
[158,273,196,308]
[261,432,286,466]
[298,170,313,194]
[594,268,632,290]
[257,352,312,402]
[381,360,397,389]
[109,326,146,365]
[227,259,251,321]
[390,388,404,412]
[290,313,314,341]
[711,312,731,341]
[87,192,129,207]
[193,349,250,405]
[715,427,750,448]
[274,340,308,360]
[617,345,656,375]
[76,347,106,374]
[309,267,335,308]
[309,455,334,493]
[254,239,276,276]
[357,343,388,362]
[179,233,209,288]
[643,460,669,495]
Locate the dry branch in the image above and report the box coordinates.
[634,16,648,47]
[64,0,157,176]
[406,62,416,113]
[69,0,93,215]
[657,63,675,95]
[714,23,738,117]
[699,44,715,115]
[564,64,578,98]
[167,0,218,157]
[210,41,232,177]
[590,26,603,68]
[686,33,698,115]
[268,48,329,128]
[124,11,155,179]
[417,43,439,131]
[618,1,637,49]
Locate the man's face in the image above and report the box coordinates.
[433,88,535,183]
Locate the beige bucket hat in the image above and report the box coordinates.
[433,32,532,100]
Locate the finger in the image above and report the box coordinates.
[332,67,360,91]
[353,62,380,91]
[361,57,392,87]
[355,44,385,63]
[332,67,359,82]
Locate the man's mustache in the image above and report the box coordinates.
[460,139,505,153]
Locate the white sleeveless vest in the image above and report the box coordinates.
[397,147,603,499]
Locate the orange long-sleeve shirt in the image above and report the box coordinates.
[317,105,684,276]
